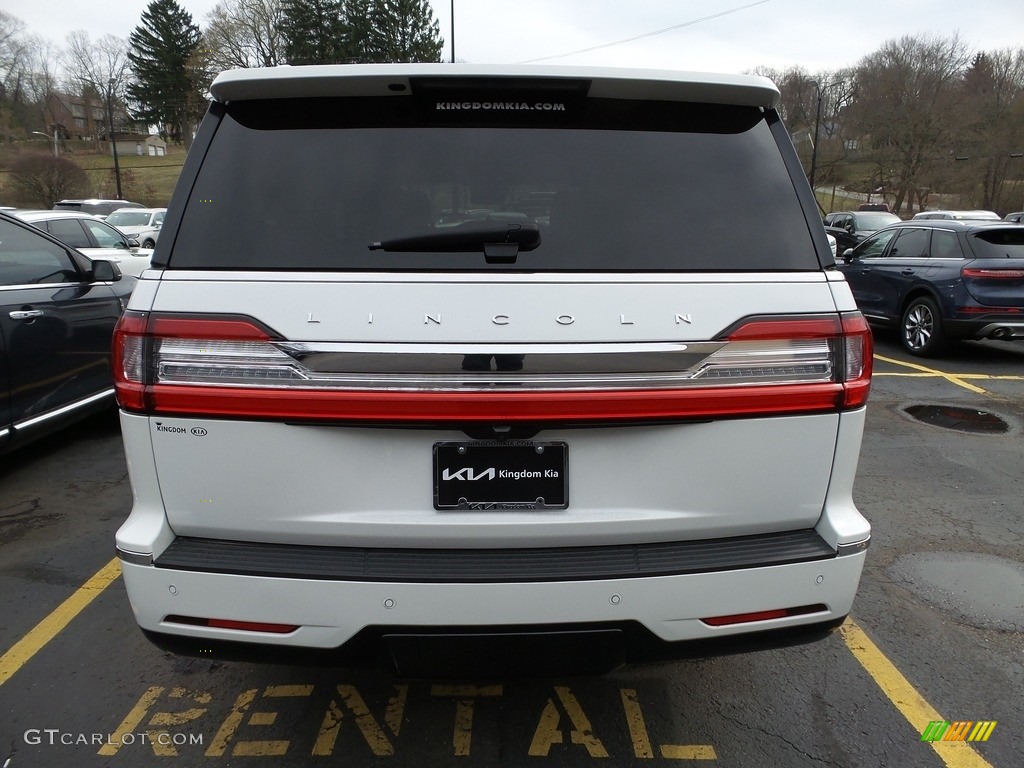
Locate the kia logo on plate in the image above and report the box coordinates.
[190,427,208,437]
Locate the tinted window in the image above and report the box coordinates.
[170,97,818,272]
[44,218,91,248]
[82,219,126,249]
[969,228,1024,258]
[931,230,964,259]
[0,219,79,285]
[856,229,897,258]
[889,228,929,259]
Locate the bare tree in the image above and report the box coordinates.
[202,0,285,70]
[22,36,59,106]
[750,65,855,197]
[848,34,973,215]
[7,152,89,207]
[0,10,30,139]
[61,31,132,98]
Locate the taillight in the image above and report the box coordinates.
[113,312,872,423]
[961,267,1024,279]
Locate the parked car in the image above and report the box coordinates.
[14,210,154,277]
[53,198,144,217]
[823,210,901,246]
[857,202,891,212]
[113,63,873,674]
[1003,211,1024,223]
[837,220,1024,356]
[106,207,167,248]
[0,210,134,456]
[911,210,1000,221]
[824,224,858,256]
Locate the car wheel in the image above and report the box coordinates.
[142,239,156,248]
[901,296,946,356]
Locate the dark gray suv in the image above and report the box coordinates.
[838,220,1024,355]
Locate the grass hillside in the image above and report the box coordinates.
[0,144,188,208]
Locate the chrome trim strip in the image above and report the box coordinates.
[0,281,80,292]
[13,389,115,431]
[159,270,833,284]
[154,339,834,391]
[0,427,9,440]
[117,547,154,566]
[277,341,724,375]
[836,537,870,556]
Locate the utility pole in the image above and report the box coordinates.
[450,0,455,62]
[106,79,123,199]
[809,80,842,193]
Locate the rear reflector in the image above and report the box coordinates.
[114,312,872,422]
[701,603,827,626]
[956,306,1022,314]
[165,615,298,634]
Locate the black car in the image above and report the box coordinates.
[837,220,1024,356]
[0,211,135,455]
[824,209,901,260]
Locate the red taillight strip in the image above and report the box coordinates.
[726,316,841,340]
[962,268,1024,279]
[114,312,873,421]
[143,382,847,422]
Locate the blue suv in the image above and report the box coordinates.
[838,220,1024,356]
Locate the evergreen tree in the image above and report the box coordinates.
[281,0,347,65]
[342,0,375,63]
[369,0,443,63]
[127,0,201,146]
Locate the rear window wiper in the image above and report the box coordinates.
[369,223,540,263]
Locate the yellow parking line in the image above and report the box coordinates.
[841,619,993,768]
[876,373,1024,381]
[0,557,121,687]
[874,355,989,394]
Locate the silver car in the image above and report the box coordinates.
[106,207,167,249]
[15,210,154,277]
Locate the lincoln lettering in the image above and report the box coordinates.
[304,312,694,327]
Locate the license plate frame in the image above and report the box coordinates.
[433,441,568,510]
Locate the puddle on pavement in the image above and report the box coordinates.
[889,553,1024,631]
[903,404,1009,434]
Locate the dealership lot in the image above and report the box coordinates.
[1,333,1021,767]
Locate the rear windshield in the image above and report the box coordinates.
[107,211,151,226]
[169,95,818,272]
[970,229,1024,259]
[854,212,900,231]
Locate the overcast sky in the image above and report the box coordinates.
[4,0,1023,75]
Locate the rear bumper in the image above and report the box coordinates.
[946,318,1024,341]
[142,616,848,676]
[120,543,866,673]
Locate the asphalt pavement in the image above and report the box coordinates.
[1,333,1021,767]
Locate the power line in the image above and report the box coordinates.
[518,0,772,64]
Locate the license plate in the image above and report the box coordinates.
[433,441,568,510]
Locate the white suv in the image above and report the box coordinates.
[114,64,873,675]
